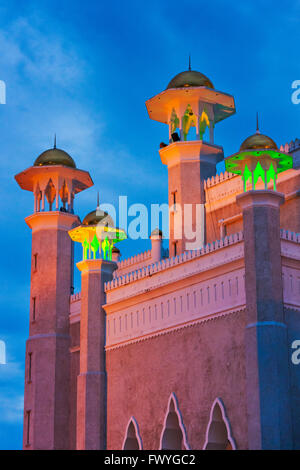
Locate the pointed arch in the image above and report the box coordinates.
[203,398,236,450]
[45,179,56,210]
[59,179,69,207]
[122,417,143,450]
[159,393,190,450]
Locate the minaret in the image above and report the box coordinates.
[146,65,235,255]
[226,130,293,449]
[15,143,93,449]
[69,202,126,449]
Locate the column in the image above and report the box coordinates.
[179,113,183,141]
[209,120,214,144]
[150,229,163,263]
[41,190,45,211]
[237,190,292,449]
[76,259,117,450]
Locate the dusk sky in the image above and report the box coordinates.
[0,0,299,449]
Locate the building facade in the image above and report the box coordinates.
[15,68,300,450]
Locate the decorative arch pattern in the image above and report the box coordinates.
[203,398,236,450]
[122,417,143,450]
[159,393,190,450]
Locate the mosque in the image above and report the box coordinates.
[15,66,300,450]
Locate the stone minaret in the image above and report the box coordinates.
[146,67,235,255]
[226,129,293,449]
[15,145,93,449]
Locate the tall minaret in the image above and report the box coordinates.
[146,65,235,255]
[225,129,293,449]
[69,202,126,449]
[15,143,93,450]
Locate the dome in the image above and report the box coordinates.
[34,148,76,168]
[82,208,109,226]
[150,228,163,237]
[240,133,278,152]
[166,70,214,90]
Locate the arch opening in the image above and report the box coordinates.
[122,417,142,450]
[204,398,236,450]
[160,393,189,450]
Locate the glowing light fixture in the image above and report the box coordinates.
[225,123,292,191]
[69,223,127,261]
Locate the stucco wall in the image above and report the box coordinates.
[106,310,248,450]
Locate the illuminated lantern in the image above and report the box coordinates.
[225,119,292,191]
[69,203,126,261]
[146,64,235,144]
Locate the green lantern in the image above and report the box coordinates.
[225,126,292,191]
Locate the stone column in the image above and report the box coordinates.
[237,190,292,449]
[76,259,117,450]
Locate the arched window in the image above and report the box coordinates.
[160,393,190,450]
[122,417,143,450]
[203,398,236,450]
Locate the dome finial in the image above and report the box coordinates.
[256,112,260,134]
[54,134,57,149]
[188,54,191,71]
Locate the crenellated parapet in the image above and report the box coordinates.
[114,250,152,278]
[279,138,300,169]
[105,231,244,293]
[280,229,300,242]
[204,171,236,189]
[279,138,300,153]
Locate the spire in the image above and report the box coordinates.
[54,134,57,149]
[256,112,260,134]
[97,191,100,208]
[188,54,191,71]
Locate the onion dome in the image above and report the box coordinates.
[34,148,76,168]
[166,70,214,90]
[240,133,278,152]
[34,136,76,168]
[82,208,109,226]
[150,228,163,237]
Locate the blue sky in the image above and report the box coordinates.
[0,0,299,449]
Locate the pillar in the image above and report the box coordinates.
[23,211,78,449]
[150,229,163,263]
[76,259,117,450]
[159,141,223,256]
[209,121,214,144]
[237,190,293,449]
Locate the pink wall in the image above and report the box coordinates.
[106,310,248,450]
